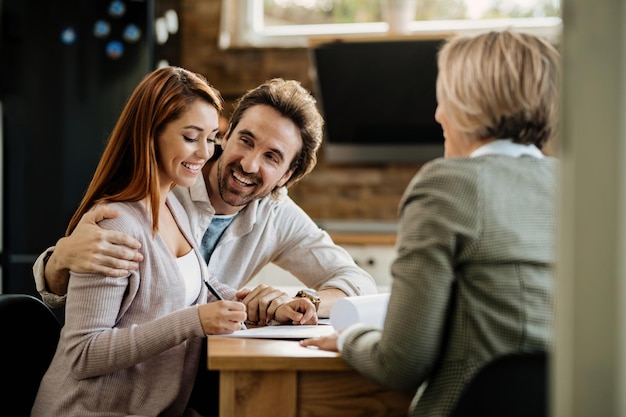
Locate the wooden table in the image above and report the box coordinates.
[207,336,414,417]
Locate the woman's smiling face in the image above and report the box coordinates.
[157,99,220,190]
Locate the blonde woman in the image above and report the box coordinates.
[302,30,561,417]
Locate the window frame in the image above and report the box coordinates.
[219,1,562,49]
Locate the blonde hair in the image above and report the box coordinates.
[436,30,561,149]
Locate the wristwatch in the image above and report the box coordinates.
[295,289,321,311]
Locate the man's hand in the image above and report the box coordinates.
[44,205,143,295]
[274,298,318,325]
[316,288,348,318]
[236,284,317,325]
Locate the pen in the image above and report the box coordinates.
[204,280,247,330]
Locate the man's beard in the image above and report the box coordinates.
[217,159,271,208]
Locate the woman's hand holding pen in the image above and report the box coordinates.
[197,301,247,335]
[204,279,247,330]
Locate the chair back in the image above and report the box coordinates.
[449,350,548,417]
[0,293,61,417]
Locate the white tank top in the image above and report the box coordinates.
[176,250,202,305]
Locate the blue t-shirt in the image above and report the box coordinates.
[199,214,236,263]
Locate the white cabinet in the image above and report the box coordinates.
[246,244,396,294]
[343,244,396,292]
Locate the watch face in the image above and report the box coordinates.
[299,289,319,300]
[296,288,322,311]
[297,289,321,308]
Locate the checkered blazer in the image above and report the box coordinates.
[341,154,557,417]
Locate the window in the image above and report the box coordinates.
[219,0,562,48]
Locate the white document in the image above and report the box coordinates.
[219,324,336,340]
[330,293,390,331]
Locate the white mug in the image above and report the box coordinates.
[382,0,417,34]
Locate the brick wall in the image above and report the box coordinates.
[179,0,423,222]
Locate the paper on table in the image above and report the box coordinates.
[330,293,390,331]
[215,293,390,339]
[218,324,336,340]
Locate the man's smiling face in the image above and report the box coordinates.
[215,104,302,210]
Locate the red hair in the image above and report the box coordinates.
[66,67,223,235]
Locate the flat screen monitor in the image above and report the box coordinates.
[311,37,446,164]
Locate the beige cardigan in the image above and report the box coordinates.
[32,195,228,417]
